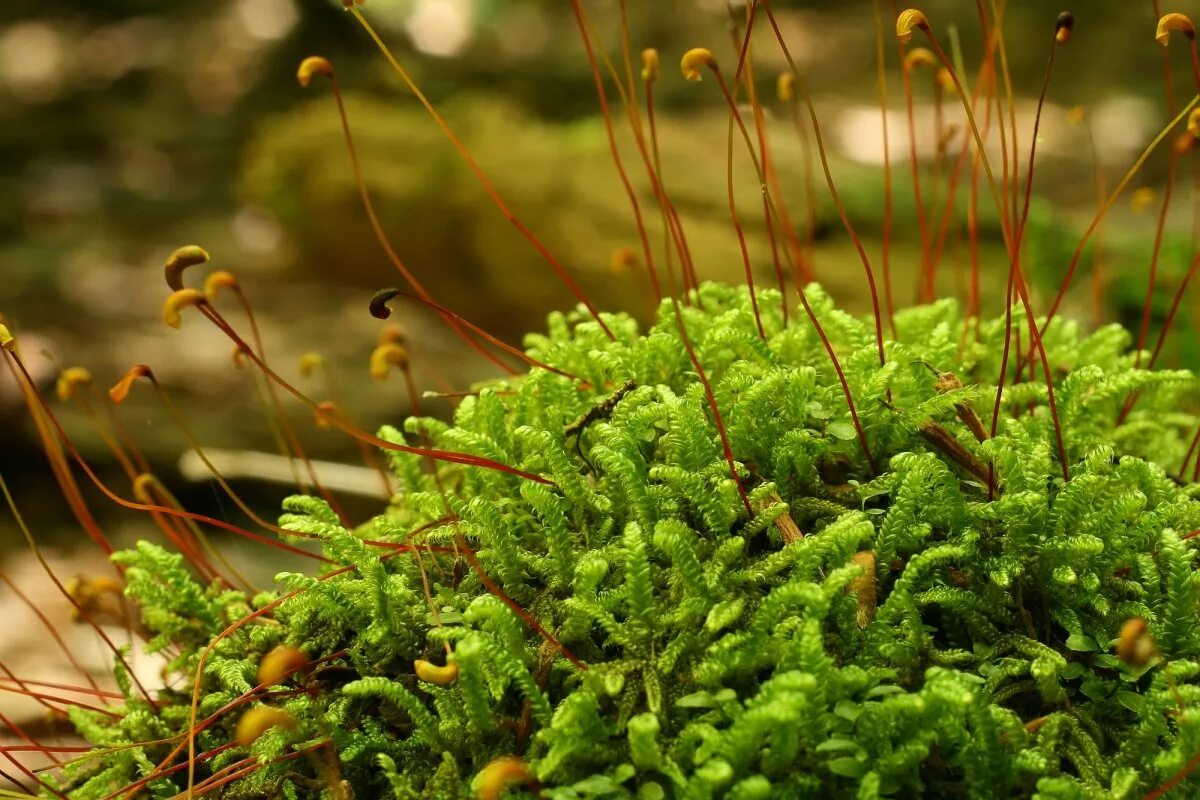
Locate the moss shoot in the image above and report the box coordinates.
[52,283,1200,799]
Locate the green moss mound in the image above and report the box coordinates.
[57,284,1200,799]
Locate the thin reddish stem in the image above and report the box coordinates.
[4,352,332,562]
[568,1,661,305]
[350,9,615,340]
[321,77,519,375]
[377,289,584,385]
[1042,97,1199,333]
[760,1,878,473]
[991,27,1061,461]
[197,303,554,485]
[708,64,767,340]
[762,1,886,371]
[875,0,897,336]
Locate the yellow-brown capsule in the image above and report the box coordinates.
[1188,108,1200,138]
[1175,131,1197,156]
[65,574,124,622]
[163,288,206,329]
[896,9,930,44]
[297,56,334,88]
[132,473,157,503]
[369,288,403,320]
[1116,617,1157,668]
[935,67,955,93]
[475,757,536,800]
[109,365,152,404]
[65,574,123,602]
[235,707,295,748]
[377,322,407,346]
[164,245,210,291]
[1055,12,1075,45]
[203,270,239,300]
[231,344,248,370]
[298,352,325,378]
[1131,186,1158,214]
[776,72,795,102]
[314,400,340,430]
[680,48,717,82]
[903,47,937,71]
[56,367,94,402]
[1157,13,1196,46]
[849,551,877,628]
[933,370,963,394]
[414,659,459,686]
[0,324,12,352]
[258,645,309,688]
[610,248,637,275]
[641,48,660,83]
[369,343,409,380]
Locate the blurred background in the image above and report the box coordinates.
[1,0,1199,735]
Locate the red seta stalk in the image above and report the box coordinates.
[762,1,887,373]
[568,0,662,305]
[349,8,616,340]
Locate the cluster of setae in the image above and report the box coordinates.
[9,1,1200,799]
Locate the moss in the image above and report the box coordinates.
[49,282,1200,799]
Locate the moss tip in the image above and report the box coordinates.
[475,757,536,800]
[203,270,239,300]
[903,47,937,71]
[378,322,407,347]
[680,47,716,82]
[776,72,795,101]
[298,352,325,378]
[235,707,295,748]
[1116,617,1156,667]
[163,288,207,329]
[369,288,401,320]
[109,365,152,405]
[56,367,94,403]
[610,247,638,275]
[1055,12,1075,44]
[414,659,459,685]
[896,9,930,45]
[369,344,409,380]
[258,646,309,688]
[1157,12,1195,46]
[1131,186,1158,214]
[297,55,334,88]
[164,245,210,291]
[641,48,660,83]
[314,400,340,429]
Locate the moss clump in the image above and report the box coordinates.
[56,284,1200,798]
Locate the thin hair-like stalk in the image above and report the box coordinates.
[348,8,615,340]
[761,1,887,371]
[1042,96,1200,332]
[302,62,520,374]
[874,0,897,336]
[890,0,934,282]
[729,1,812,316]
[0,472,155,709]
[3,350,336,563]
[568,0,661,304]
[900,9,1070,481]
[989,15,1070,486]
[192,300,554,484]
[681,48,767,339]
